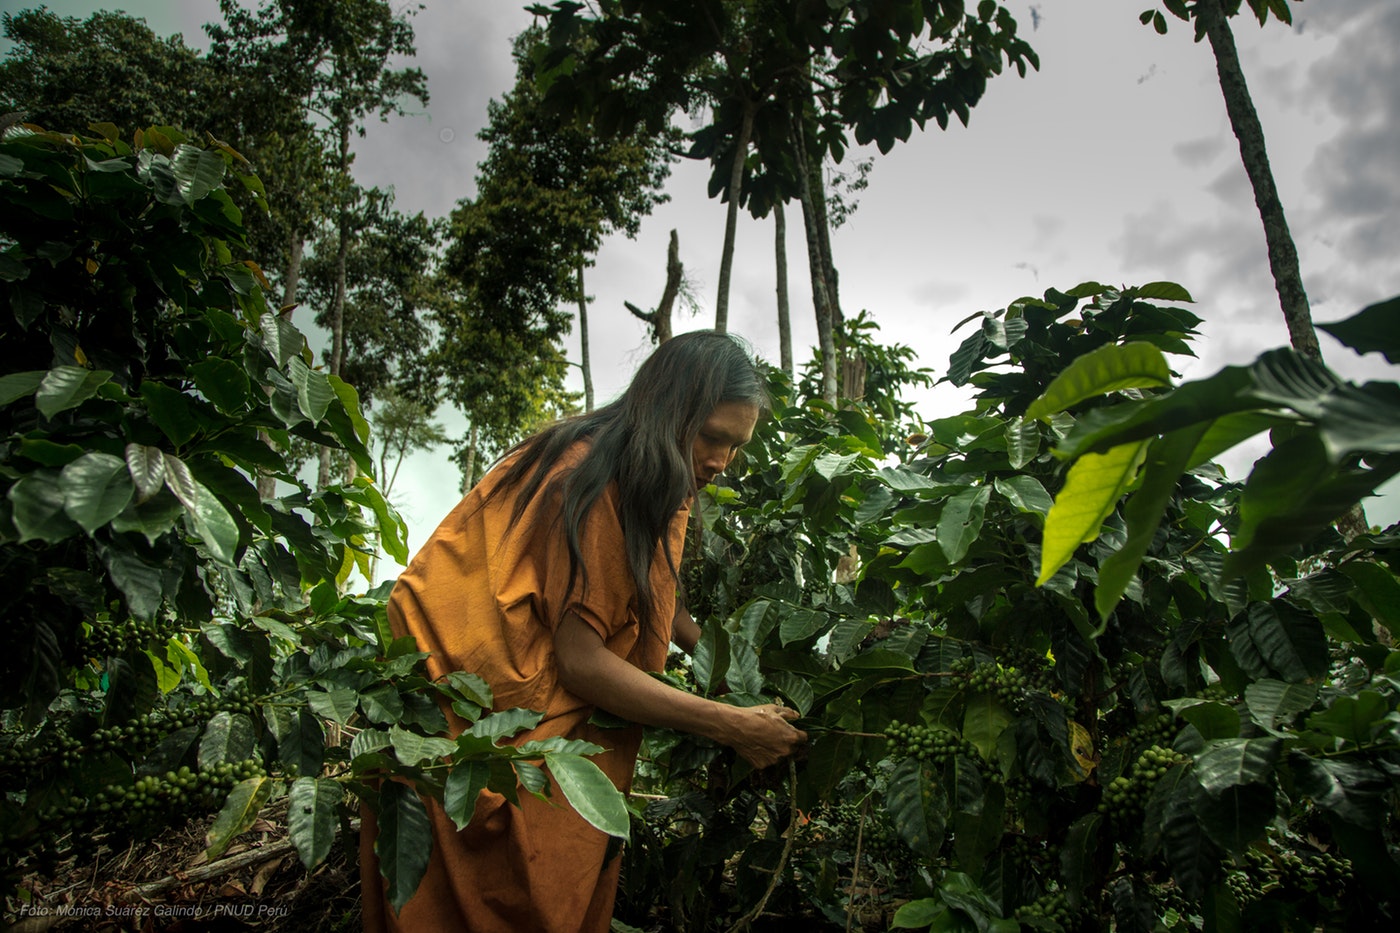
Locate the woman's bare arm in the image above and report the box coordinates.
[553,612,805,769]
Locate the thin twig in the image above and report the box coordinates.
[726,761,800,933]
[845,798,868,933]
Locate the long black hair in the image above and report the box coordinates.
[489,331,768,631]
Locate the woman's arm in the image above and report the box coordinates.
[554,612,805,770]
[671,602,702,655]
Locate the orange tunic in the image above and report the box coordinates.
[361,443,688,933]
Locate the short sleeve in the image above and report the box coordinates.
[535,486,637,644]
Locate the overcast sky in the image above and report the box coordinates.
[5,0,1398,576]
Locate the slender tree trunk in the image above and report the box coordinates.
[1198,0,1319,363]
[577,260,594,412]
[774,200,793,378]
[791,109,837,405]
[461,422,480,492]
[715,97,755,334]
[1199,0,1367,539]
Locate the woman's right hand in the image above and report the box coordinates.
[725,703,807,770]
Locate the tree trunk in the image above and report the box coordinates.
[1199,0,1367,539]
[774,200,793,378]
[461,422,480,492]
[714,97,755,334]
[791,109,837,405]
[626,229,681,345]
[577,260,593,412]
[1198,0,1319,363]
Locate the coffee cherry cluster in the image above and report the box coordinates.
[1230,846,1352,903]
[1126,712,1176,749]
[950,657,1029,704]
[35,759,267,836]
[79,614,182,657]
[1013,890,1074,929]
[1097,744,1189,822]
[884,721,980,766]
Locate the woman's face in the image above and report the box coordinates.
[691,401,759,490]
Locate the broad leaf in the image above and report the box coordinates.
[288,777,344,870]
[1318,295,1400,364]
[885,756,946,857]
[376,781,433,912]
[199,711,257,768]
[206,776,272,860]
[1025,342,1172,421]
[1038,440,1149,586]
[60,452,133,533]
[546,753,630,837]
[35,366,112,418]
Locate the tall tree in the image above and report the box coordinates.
[1144,0,1367,537]
[1144,0,1318,359]
[532,0,1038,402]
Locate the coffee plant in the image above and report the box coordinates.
[0,123,626,916]
[632,285,1400,931]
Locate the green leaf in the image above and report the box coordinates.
[1246,601,1328,683]
[779,607,829,646]
[288,356,334,422]
[1340,561,1400,636]
[141,381,201,447]
[60,452,134,533]
[962,693,1011,761]
[1025,342,1172,421]
[206,776,272,860]
[993,474,1053,517]
[1292,756,1390,826]
[1095,424,1205,621]
[938,485,990,564]
[261,312,305,368]
[1242,680,1318,734]
[545,752,630,837]
[886,756,947,857]
[376,780,433,912]
[1006,418,1040,469]
[469,708,544,742]
[1193,738,1281,795]
[892,898,946,929]
[308,687,360,725]
[442,760,492,831]
[189,357,252,413]
[361,684,406,724]
[279,710,326,777]
[288,777,344,870]
[1133,281,1194,302]
[1305,691,1389,745]
[1061,813,1104,909]
[199,711,257,768]
[0,370,45,406]
[693,620,731,693]
[170,143,227,205]
[1192,781,1276,854]
[514,760,550,798]
[36,366,112,419]
[1318,296,1400,364]
[124,443,167,502]
[1038,440,1149,586]
[8,470,81,543]
[727,636,764,696]
[162,452,240,565]
[389,725,457,766]
[98,541,165,619]
[327,374,370,445]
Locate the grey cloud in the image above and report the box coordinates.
[1173,135,1227,169]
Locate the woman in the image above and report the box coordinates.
[361,332,807,933]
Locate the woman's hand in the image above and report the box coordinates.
[724,703,806,770]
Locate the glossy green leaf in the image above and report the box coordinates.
[59,452,133,533]
[8,470,81,543]
[938,485,990,564]
[1132,281,1194,302]
[1025,342,1172,421]
[962,693,1011,761]
[288,356,334,422]
[546,752,629,837]
[993,474,1053,516]
[693,620,731,693]
[1061,813,1104,909]
[162,452,240,565]
[288,777,344,870]
[0,370,45,406]
[279,710,326,777]
[1193,738,1281,795]
[260,312,305,368]
[376,781,432,912]
[389,725,456,765]
[124,443,166,502]
[1038,440,1149,586]
[141,381,201,447]
[1292,756,1390,826]
[1318,295,1400,364]
[308,687,360,725]
[443,760,492,831]
[198,711,257,768]
[1243,680,1318,734]
[206,776,272,860]
[1095,424,1205,621]
[891,898,945,929]
[886,756,946,857]
[1305,691,1389,746]
[1006,417,1040,469]
[1340,561,1400,636]
[189,357,252,413]
[36,366,112,419]
[1193,780,1275,854]
[170,143,226,205]
[1246,601,1328,683]
[469,708,544,743]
